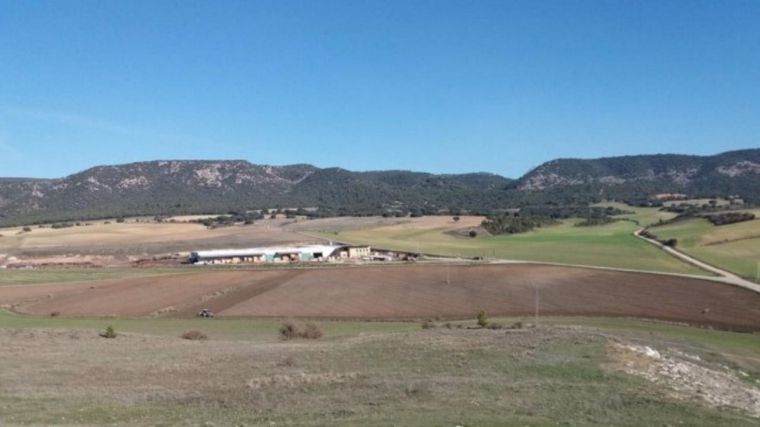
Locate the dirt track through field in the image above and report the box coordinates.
[2,265,759,330]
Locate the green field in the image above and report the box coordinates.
[1,310,759,426]
[0,267,194,286]
[652,215,760,282]
[308,206,705,275]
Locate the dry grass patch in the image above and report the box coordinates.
[279,320,323,340]
[180,330,208,340]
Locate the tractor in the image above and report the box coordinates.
[197,308,215,318]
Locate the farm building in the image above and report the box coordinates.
[188,244,371,265]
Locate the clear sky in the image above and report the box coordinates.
[1,0,758,179]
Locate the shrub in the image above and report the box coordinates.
[50,311,60,317]
[100,325,117,339]
[468,230,477,238]
[279,321,299,339]
[421,320,436,329]
[116,218,125,223]
[510,321,524,329]
[487,322,504,330]
[279,321,323,340]
[477,310,489,328]
[22,226,32,232]
[303,322,323,339]
[181,330,208,341]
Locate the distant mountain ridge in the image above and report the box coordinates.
[516,149,760,203]
[0,149,758,225]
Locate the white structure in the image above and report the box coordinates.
[189,244,370,264]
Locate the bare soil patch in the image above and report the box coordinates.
[7,270,290,317]
[2,264,759,330]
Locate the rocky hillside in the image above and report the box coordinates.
[0,149,758,225]
[0,160,512,225]
[517,149,760,201]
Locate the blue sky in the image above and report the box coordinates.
[1,0,758,178]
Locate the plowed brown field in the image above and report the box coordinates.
[2,265,759,330]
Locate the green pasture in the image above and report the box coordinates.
[0,267,192,286]
[310,214,705,275]
[652,216,760,282]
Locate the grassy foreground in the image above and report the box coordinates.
[1,311,758,426]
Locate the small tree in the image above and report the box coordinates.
[477,310,489,328]
[101,325,117,339]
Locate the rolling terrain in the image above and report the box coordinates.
[300,211,707,275]
[1,148,758,226]
[1,311,759,426]
[651,211,760,282]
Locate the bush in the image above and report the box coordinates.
[468,230,477,238]
[421,320,436,329]
[487,323,504,330]
[50,311,60,317]
[22,226,32,232]
[509,321,524,330]
[181,330,208,340]
[279,321,299,339]
[477,310,489,328]
[100,325,117,339]
[279,321,323,340]
[303,322,324,339]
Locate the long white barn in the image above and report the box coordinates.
[189,244,368,264]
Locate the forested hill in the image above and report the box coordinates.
[0,149,758,225]
[517,148,760,202]
[0,160,512,225]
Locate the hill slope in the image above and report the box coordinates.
[0,161,512,225]
[517,148,760,203]
[0,149,758,225]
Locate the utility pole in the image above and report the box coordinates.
[535,285,539,325]
[530,277,539,326]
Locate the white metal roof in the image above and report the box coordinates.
[191,244,344,259]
